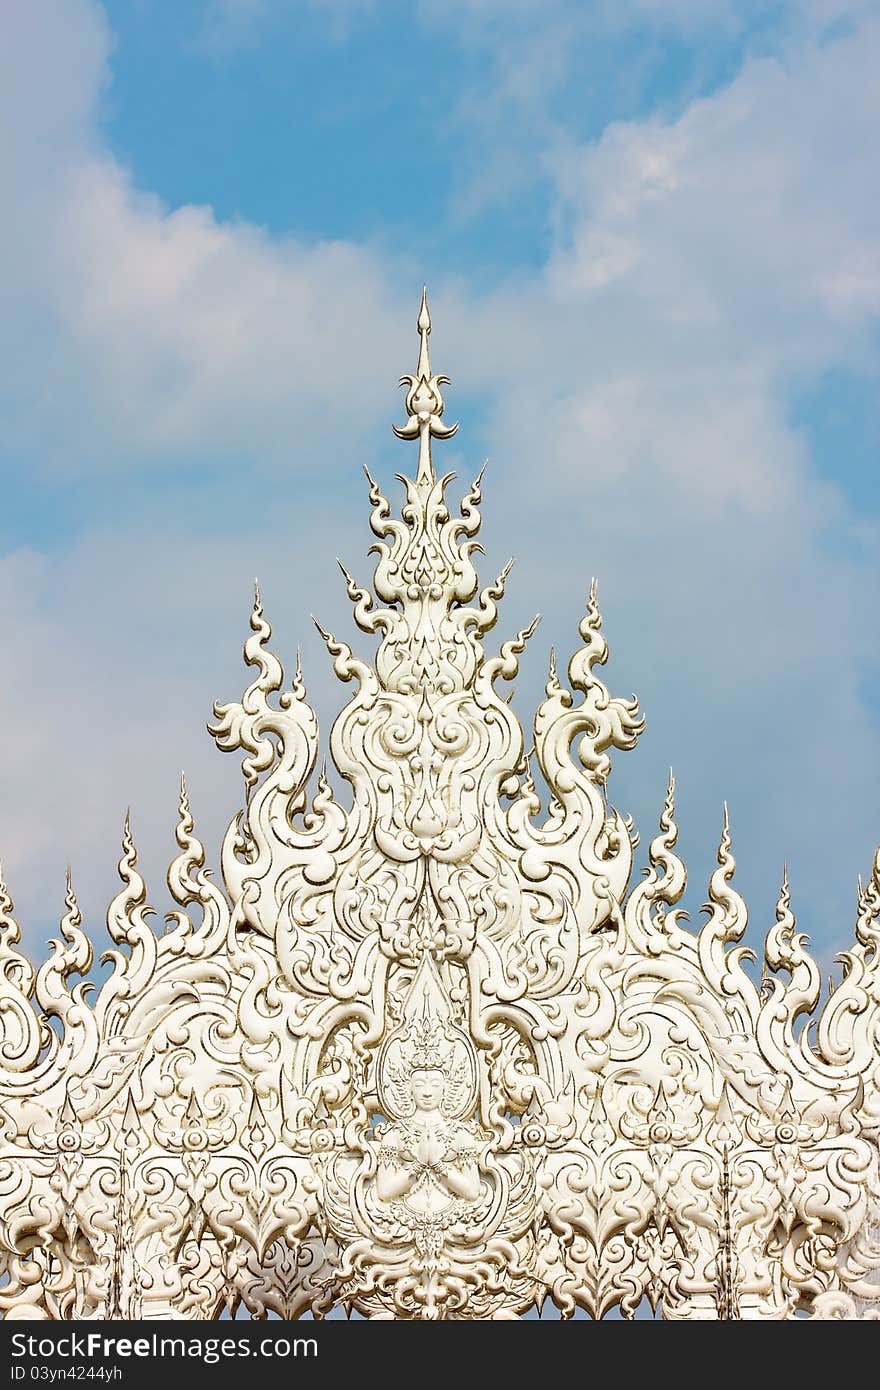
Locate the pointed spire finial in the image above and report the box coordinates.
[61,867,81,935]
[417,284,431,381]
[661,768,676,828]
[393,287,458,485]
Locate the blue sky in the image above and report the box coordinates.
[0,0,878,980]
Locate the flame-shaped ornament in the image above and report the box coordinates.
[0,296,878,1319]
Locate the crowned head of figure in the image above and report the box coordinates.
[378,986,478,1122]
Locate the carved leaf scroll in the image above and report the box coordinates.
[0,294,878,1320]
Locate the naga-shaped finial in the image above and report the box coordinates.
[393,286,458,484]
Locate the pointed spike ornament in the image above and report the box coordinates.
[61,867,81,933]
[777,862,793,930]
[121,1088,140,1138]
[416,284,431,380]
[393,287,458,484]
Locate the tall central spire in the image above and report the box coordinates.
[393,287,458,484]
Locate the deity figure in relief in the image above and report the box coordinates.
[372,959,485,1232]
[375,1053,481,1216]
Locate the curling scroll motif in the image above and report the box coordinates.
[0,292,878,1320]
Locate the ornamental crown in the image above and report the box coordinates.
[0,293,877,1321]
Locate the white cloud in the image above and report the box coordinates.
[549,37,880,344]
[0,2,405,476]
[0,0,877,976]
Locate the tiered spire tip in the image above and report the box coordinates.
[393,287,458,484]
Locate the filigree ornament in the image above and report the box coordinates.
[0,295,878,1319]
[377,959,477,1123]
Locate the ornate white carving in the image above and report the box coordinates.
[0,291,878,1320]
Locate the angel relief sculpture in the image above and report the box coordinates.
[0,290,879,1320]
[373,973,482,1217]
[315,956,538,1319]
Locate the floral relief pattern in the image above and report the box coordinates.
[0,292,878,1320]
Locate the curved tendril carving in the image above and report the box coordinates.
[0,294,878,1320]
